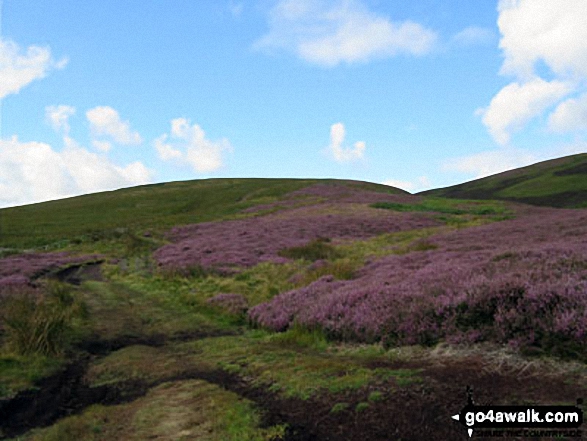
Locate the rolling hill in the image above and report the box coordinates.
[419,153,587,208]
[0,178,406,250]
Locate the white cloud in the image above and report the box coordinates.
[477,0,587,144]
[154,118,231,173]
[91,139,113,152]
[548,93,587,133]
[154,135,182,160]
[254,0,437,66]
[497,0,587,79]
[442,148,539,179]
[327,122,365,162]
[0,136,152,208]
[382,175,430,193]
[476,77,571,145]
[452,26,495,47]
[0,38,67,99]
[45,105,76,134]
[86,106,142,145]
[382,179,414,192]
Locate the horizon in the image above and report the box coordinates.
[1,1,587,209]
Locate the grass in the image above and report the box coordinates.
[0,354,63,399]
[19,379,286,441]
[0,178,403,251]
[278,237,341,261]
[2,175,585,438]
[421,153,587,208]
[173,330,423,400]
[371,197,511,216]
[0,281,88,357]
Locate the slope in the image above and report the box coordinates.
[419,153,587,208]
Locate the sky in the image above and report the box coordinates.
[1,0,586,208]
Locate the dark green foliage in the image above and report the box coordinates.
[278,238,341,261]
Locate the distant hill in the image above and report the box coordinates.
[419,153,587,208]
[0,178,405,250]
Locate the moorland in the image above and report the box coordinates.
[0,153,586,440]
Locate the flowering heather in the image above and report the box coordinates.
[206,293,249,315]
[241,183,417,214]
[154,206,439,273]
[286,183,417,205]
[249,207,587,356]
[0,252,102,289]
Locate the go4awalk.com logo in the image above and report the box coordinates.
[451,387,584,438]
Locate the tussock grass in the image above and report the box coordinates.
[0,281,87,356]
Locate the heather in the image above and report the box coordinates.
[206,293,249,316]
[154,205,440,274]
[249,208,587,358]
[0,252,101,289]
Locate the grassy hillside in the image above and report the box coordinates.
[1,176,586,440]
[0,178,405,251]
[419,153,587,208]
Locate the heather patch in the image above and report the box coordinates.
[249,209,587,358]
[0,252,102,289]
[206,293,249,316]
[154,207,439,273]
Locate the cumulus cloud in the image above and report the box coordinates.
[442,148,539,179]
[254,0,437,66]
[154,118,231,173]
[548,93,587,133]
[477,77,572,145]
[86,106,142,145]
[0,136,152,208]
[497,0,587,79]
[478,0,587,144]
[0,38,67,99]
[327,122,365,162]
[452,26,495,47]
[45,105,76,134]
[91,140,113,152]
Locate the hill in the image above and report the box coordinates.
[0,178,406,250]
[419,153,587,208]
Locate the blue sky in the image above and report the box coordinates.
[1,0,586,207]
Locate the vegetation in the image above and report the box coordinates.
[1,177,586,440]
[421,152,587,208]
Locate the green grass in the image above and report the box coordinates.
[278,237,341,261]
[421,153,587,208]
[19,379,286,441]
[0,354,63,399]
[0,178,403,251]
[175,331,422,400]
[0,281,88,357]
[371,197,510,216]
